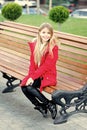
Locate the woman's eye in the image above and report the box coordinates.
[41,31,51,34]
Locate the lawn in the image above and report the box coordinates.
[0,14,87,37]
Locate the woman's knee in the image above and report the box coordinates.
[21,86,27,93]
[27,85,34,93]
[52,91,58,103]
[21,85,35,95]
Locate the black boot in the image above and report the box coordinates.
[47,101,57,119]
[34,103,47,118]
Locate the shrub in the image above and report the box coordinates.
[2,2,22,21]
[49,6,69,24]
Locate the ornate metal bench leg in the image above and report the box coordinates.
[52,84,87,124]
[54,113,68,124]
[1,72,21,93]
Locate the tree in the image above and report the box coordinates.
[49,6,69,30]
[2,3,22,21]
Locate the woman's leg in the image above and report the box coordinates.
[21,87,40,106]
[27,85,49,105]
[21,78,57,119]
[21,86,47,117]
[27,85,57,119]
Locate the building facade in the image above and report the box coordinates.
[78,0,87,8]
[42,0,87,8]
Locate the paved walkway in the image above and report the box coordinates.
[0,72,87,130]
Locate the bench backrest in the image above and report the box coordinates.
[0,21,87,93]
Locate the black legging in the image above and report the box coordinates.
[21,78,49,106]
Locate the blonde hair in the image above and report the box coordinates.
[34,23,58,64]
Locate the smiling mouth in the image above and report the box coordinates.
[43,36,50,39]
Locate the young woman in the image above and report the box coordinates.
[20,23,59,119]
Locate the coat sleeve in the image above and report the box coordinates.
[20,42,36,86]
[30,45,58,80]
[27,42,36,77]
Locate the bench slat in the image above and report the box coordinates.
[58,61,87,74]
[55,31,87,44]
[59,50,87,62]
[0,25,37,37]
[60,39,87,50]
[0,53,29,69]
[0,59,28,76]
[0,30,32,41]
[0,46,29,59]
[58,72,86,84]
[60,45,87,56]
[0,50,28,63]
[57,66,87,79]
[58,56,87,69]
[0,66,24,80]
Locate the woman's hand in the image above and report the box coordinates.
[26,78,34,86]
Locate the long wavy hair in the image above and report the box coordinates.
[34,23,58,65]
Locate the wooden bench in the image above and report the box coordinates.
[0,21,87,124]
[0,21,87,94]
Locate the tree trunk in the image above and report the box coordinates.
[58,23,61,31]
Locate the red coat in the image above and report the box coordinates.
[20,42,58,92]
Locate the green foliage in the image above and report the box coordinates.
[1,2,22,21]
[49,6,69,24]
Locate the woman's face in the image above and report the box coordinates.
[39,27,51,43]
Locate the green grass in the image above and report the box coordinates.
[0,14,87,37]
